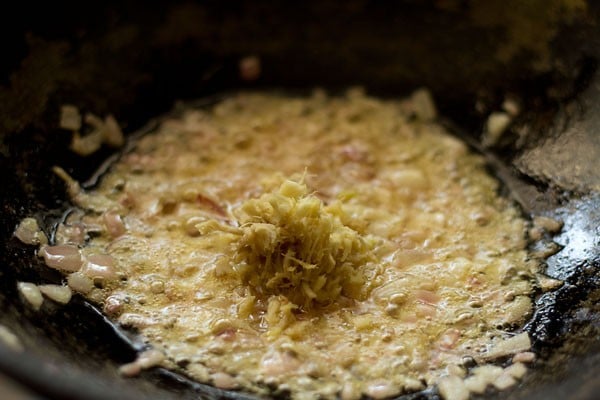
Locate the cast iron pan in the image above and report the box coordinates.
[1,1,599,399]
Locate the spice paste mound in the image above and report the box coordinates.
[51,90,537,399]
[201,179,374,310]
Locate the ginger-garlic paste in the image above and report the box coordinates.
[43,90,541,399]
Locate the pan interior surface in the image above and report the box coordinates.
[1,2,599,400]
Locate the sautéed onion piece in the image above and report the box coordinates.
[27,90,556,399]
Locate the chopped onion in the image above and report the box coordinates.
[482,112,511,147]
[17,282,44,310]
[493,373,517,390]
[67,272,94,294]
[464,365,504,394]
[211,372,238,389]
[482,332,531,360]
[40,244,82,272]
[364,380,400,400]
[118,361,141,377]
[118,313,154,329]
[119,349,164,377]
[104,295,124,316]
[38,284,72,304]
[103,115,124,148]
[103,212,126,238]
[438,375,469,400]
[512,351,536,363]
[14,217,48,246]
[260,350,301,377]
[536,273,563,292]
[463,375,487,394]
[136,349,165,368]
[83,254,118,280]
[533,215,563,233]
[150,280,165,294]
[340,382,360,400]
[413,289,441,305]
[0,324,23,352]
[438,329,461,350]
[504,362,528,379]
[55,223,86,245]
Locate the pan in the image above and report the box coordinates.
[1,1,599,399]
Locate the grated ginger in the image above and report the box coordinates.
[200,179,374,309]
